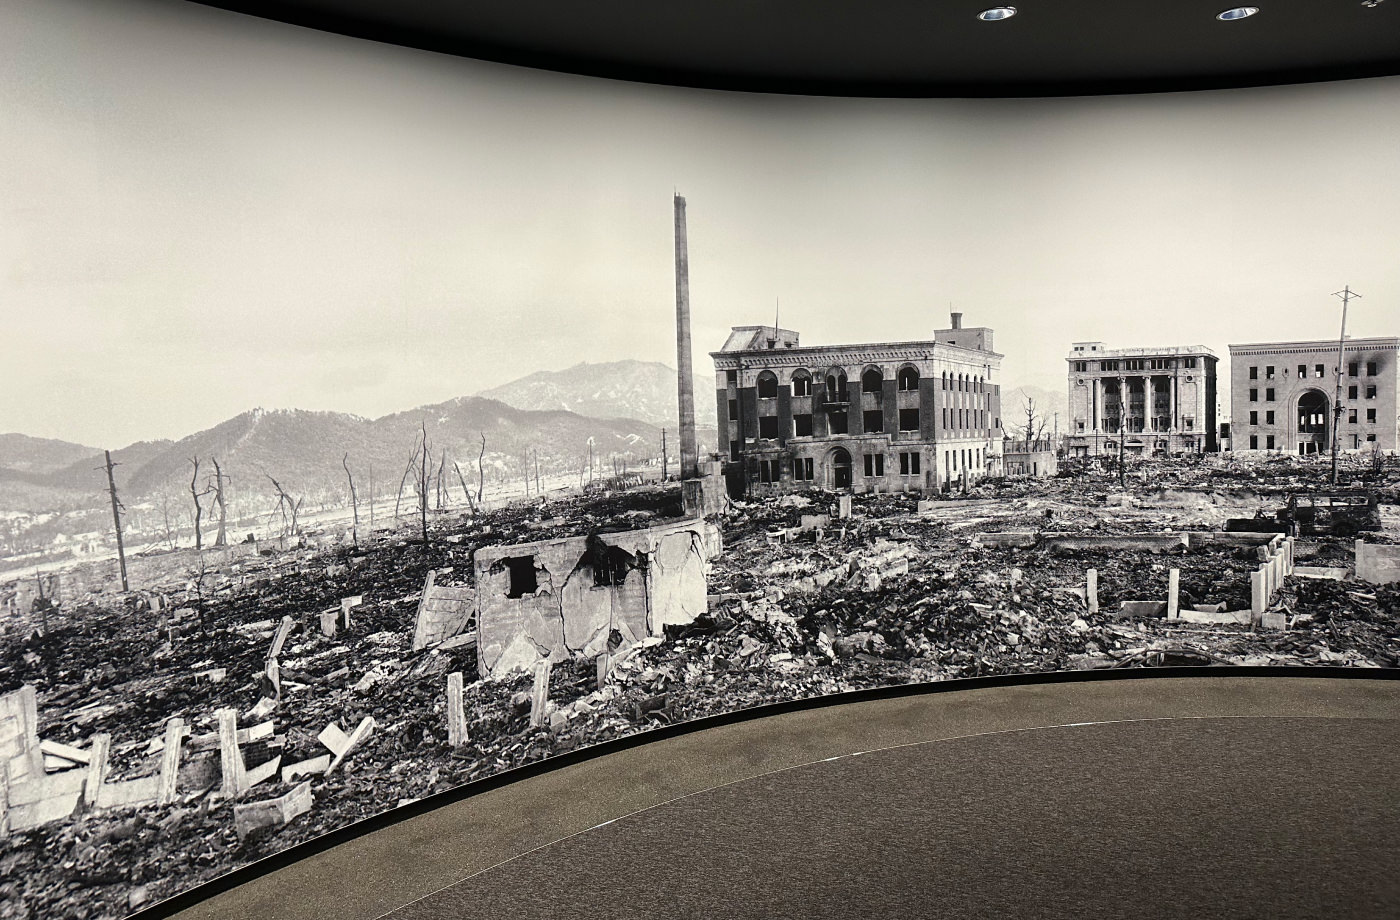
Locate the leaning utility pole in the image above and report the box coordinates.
[1331,286,1360,485]
[103,450,129,592]
[1117,376,1127,489]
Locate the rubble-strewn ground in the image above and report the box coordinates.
[1,454,1397,920]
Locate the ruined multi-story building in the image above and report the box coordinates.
[1065,342,1218,457]
[1228,337,1399,454]
[710,313,1003,495]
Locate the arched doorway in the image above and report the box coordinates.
[829,447,852,490]
[1297,390,1329,455]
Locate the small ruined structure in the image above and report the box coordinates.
[713,311,1005,496]
[474,518,722,678]
[1002,438,1059,477]
[1066,341,1219,457]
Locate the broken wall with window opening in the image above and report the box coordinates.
[474,519,722,678]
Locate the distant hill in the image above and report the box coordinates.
[1001,384,1070,439]
[1,360,733,556]
[0,400,661,530]
[476,360,717,432]
[0,433,99,476]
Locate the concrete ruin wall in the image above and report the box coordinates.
[1356,540,1400,585]
[475,519,721,678]
[0,685,43,788]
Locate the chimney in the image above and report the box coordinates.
[674,195,699,480]
[950,312,963,330]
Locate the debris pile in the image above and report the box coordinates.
[0,458,1395,919]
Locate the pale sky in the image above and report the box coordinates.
[3,0,1398,448]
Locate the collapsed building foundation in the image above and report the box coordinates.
[474,519,722,678]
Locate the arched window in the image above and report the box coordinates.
[756,371,778,399]
[897,366,919,392]
[862,367,884,394]
[825,368,848,401]
[792,371,812,398]
[942,372,949,390]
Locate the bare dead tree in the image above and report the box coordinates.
[436,450,447,512]
[158,491,178,550]
[343,453,359,549]
[394,441,422,523]
[452,460,476,514]
[210,457,229,547]
[1020,392,1048,446]
[368,462,375,533]
[534,449,542,495]
[189,457,213,551]
[418,422,431,545]
[477,433,486,504]
[265,474,302,538]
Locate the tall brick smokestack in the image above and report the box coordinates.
[674,194,699,480]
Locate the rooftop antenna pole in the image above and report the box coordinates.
[1330,285,1360,485]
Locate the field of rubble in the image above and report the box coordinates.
[1,454,1398,920]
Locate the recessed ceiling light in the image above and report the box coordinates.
[977,7,1017,21]
[1216,6,1260,19]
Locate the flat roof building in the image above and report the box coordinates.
[1065,342,1219,457]
[1228,337,1399,455]
[711,313,1004,496]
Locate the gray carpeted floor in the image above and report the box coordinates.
[387,716,1400,920]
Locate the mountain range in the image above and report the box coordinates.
[0,360,726,543]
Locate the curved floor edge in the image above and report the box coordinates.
[147,670,1400,920]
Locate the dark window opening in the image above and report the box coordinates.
[758,416,780,439]
[899,408,919,431]
[502,556,538,599]
[1249,366,1258,379]
[825,371,848,400]
[757,372,779,399]
[728,399,738,422]
[829,411,848,435]
[1265,388,1275,401]
[1349,386,1359,399]
[794,457,814,481]
[794,413,813,437]
[1315,364,1325,378]
[726,369,737,385]
[862,367,884,393]
[897,367,919,391]
[729,440,740,461]
[1366,385,1377,399]
[1348,362,1359,377]
[792,374,812,397]
[863,410,884,433]
[1367,362,1378,376]
[863,453,885,477]
[590,543,634,587]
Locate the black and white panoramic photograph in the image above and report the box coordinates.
[2,1,1399,918]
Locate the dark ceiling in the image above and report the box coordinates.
[192,0,1400,96]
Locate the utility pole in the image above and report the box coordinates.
[534,449,541,495]
[1331,286,1360,486]
[102,450,129,593]
[661,428,668,481]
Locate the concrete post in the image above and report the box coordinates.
[1009,568,1022,599]
[446,672,467,749]
[673,195,699,481]
[1260,565,1271,624]
[1086,569,1099,614]
[530,660,552,729]
[1167,569,1179,620]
